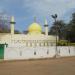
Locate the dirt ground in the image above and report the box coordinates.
[0,57,75,75]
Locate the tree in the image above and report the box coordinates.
[49,20,66,40]
[14,30,21,34]
[23,30,28,34]
[66,13,75,42]
[0,12,21,34]
[0,12,10,33]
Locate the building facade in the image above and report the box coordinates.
[1,16,75,60]
[0,16,57,47]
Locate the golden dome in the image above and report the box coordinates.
[28,22,42,35]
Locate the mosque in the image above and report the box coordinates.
[0,16,75,60]
[0,16,56,47]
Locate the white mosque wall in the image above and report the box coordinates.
[58,46,75,57]
[4,46,75,60]
[0,34,56,44]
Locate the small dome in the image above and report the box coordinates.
[28,22,42,35]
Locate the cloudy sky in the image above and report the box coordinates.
[0,0,75,32]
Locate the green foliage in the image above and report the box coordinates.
[14,30,21,34]
[57,40,68,46]
[50,12,75,43]
[57,40,75,46]
[66,13,75,42]
[69,43,75,46]
[49,20,66,40]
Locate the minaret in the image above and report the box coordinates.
[44,19,48,36]
[10,16,15,35]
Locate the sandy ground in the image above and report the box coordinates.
[0,57,75,75]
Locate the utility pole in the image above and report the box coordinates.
[51,14,58,58]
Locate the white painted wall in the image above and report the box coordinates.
[4,46,75,60]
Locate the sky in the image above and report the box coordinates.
[0,0,75,32]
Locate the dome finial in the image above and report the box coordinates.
[34,16,36,22]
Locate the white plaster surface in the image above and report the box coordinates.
[4,46,75,60]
